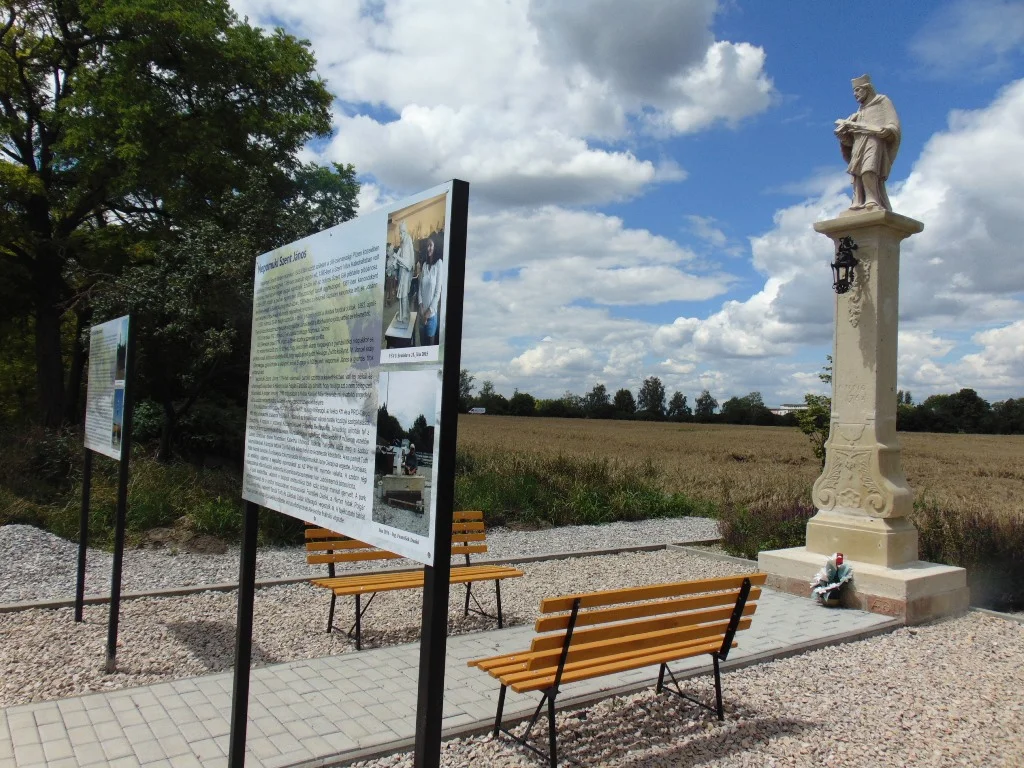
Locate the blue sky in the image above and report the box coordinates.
[231,0,1024,407]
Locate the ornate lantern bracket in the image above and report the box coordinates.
[831,236,859,294]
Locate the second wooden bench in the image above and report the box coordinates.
[306,511,524,649]
[468,572,767,767]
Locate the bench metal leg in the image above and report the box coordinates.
[658,656,727,721]
[713,654,724,721]
[493,685,507,737]
[346,592,377,651]
[327,594,336,634]
[546,692,558,768]
[495,580,504,628]
[464,582,472,617]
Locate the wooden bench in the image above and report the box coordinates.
[306,511,523,649]
[468,572,767,767]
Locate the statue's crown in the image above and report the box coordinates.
[851,74,872,88]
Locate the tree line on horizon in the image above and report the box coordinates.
[458,370,1024,436]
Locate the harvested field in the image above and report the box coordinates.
[458,416,1024,519]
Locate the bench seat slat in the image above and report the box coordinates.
[307,551,405,564]
[470,617,751,675]
[511,640,729,693]
[453,511,483,521]
[311,565,523,595]
[539,573,767,613]
[502,636,735,687]
[305,540,385,552]
[481,633,726,680]
[451,544,488,556]
[533,588,762,633]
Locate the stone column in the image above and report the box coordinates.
[806,210,922,567]
[758,209,969,625]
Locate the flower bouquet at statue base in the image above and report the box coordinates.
[810,553,853,607]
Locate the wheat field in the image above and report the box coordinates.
[457,416,1024,519]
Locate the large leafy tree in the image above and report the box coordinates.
[1,0,339,427]
[636,376,666,419]
[694,389,718,421]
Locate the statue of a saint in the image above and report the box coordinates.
[394,220,415,326]
[834,74,901,213]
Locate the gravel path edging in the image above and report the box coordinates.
[971,606,1024,625]
[315,616,901,768]
[668,544,757,567]
[0,539,722,614]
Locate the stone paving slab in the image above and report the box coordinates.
[0,589,897,768]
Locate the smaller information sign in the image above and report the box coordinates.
[84,315,131,460]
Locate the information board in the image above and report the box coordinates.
[84,315,131,460]
[242,182,461,564]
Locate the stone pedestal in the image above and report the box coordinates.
[759,548,970,625]
[759,210,968,623]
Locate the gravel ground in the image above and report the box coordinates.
[0,518,720,603]
[0,548,751,708]
[351,612,1024,768]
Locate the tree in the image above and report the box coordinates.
[797,358,833,467]
[666,392,691,422]
[508,390,536,417]
[694,389,718,421]
[407,414,434,452]
[475,380,508,415]
[1,0,337,427]
[459,369,475,413]
[612,388,636,418]
[376,405,405,445]
[797,394,831,468]
[584,383,614,419]
[721,392,774,425]
[96,163,358,460]
[637,376,666,419]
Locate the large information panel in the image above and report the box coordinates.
[84,315,131,460]
[242,182,460,564]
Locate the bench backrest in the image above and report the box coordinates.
[305,511,490,572]
[526,573,768,671]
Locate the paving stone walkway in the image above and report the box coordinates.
[0,589,897,768]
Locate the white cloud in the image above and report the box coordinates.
[230,0,773,206]
[910,0,1024,78]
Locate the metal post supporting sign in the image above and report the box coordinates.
[414,180,468,768]
[105,317,136,672]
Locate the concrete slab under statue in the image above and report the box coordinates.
[385,310,418,347]
[759,84,968,624]
[382,474,426,512]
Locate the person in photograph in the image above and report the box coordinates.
[395,220,415,325]
[404,442,418,475]
[416,234,444,345]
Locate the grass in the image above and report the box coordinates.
[457,416,1024,521]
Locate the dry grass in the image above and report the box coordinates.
[457,416,1024,519]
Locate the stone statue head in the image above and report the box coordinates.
[851,74,875,104]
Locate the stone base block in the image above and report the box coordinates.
[381,475,425,495]
[758,547,969,625]
[806,510,919,567]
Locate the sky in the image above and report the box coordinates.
[230,0,1024,407]
[377,369,438,431]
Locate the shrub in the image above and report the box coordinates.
[912,503,1024,611]
[718,500,816,560]
[453,449,714,528]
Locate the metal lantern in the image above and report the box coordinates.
[831,235,859,294]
